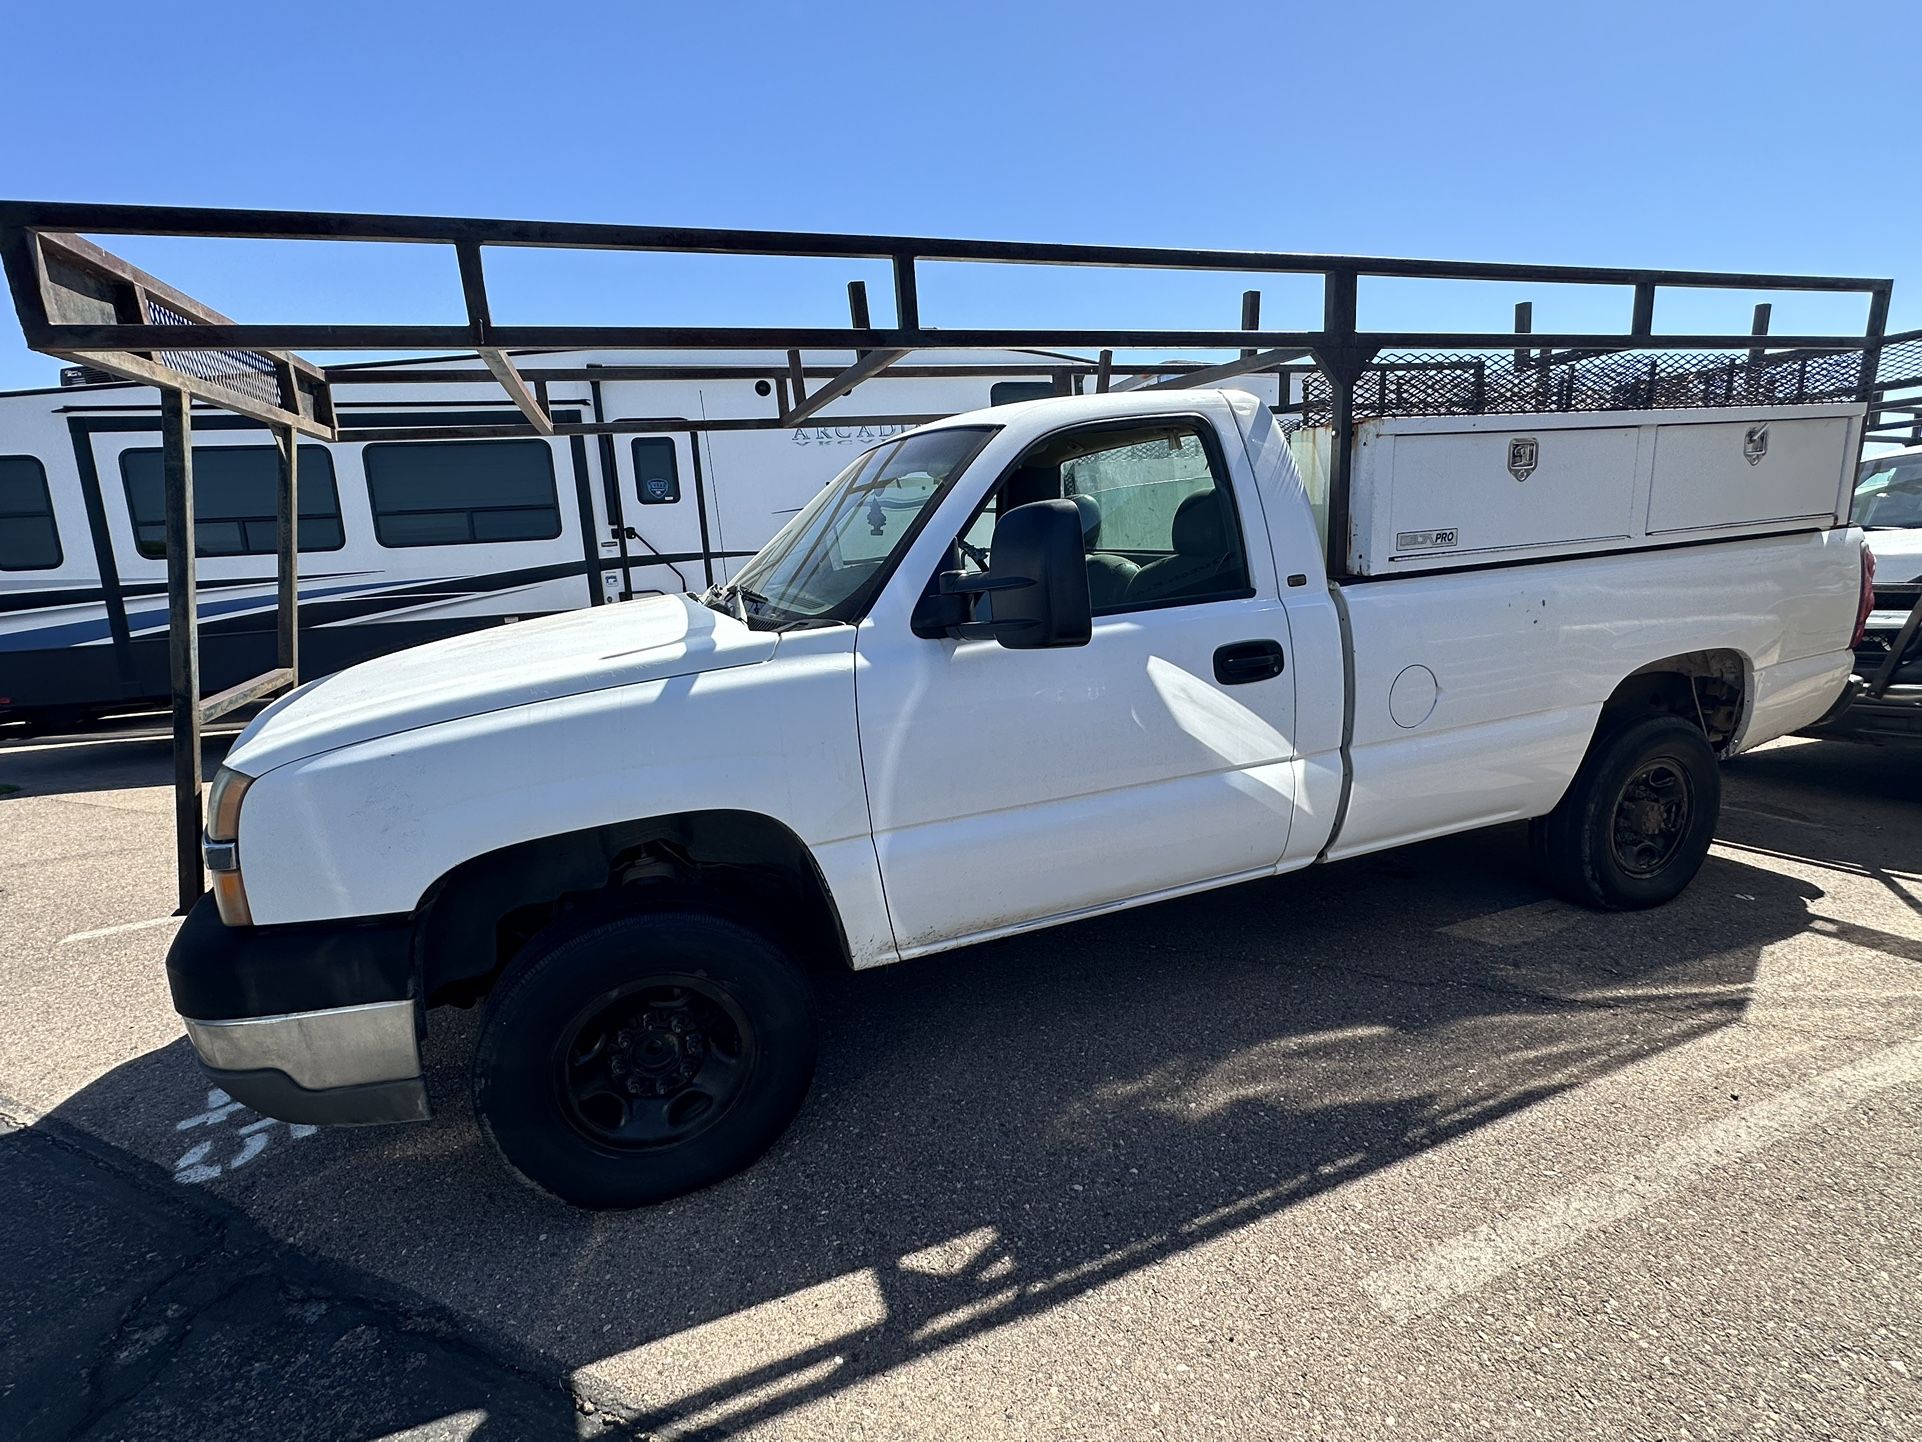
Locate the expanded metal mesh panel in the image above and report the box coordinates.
[1297,339,1922,427]
[1874,335,1922,395]
[149,298,281,407]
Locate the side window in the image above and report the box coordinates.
[1064,429,1223,554]
[120,445,342,559]
[955,494,998,575]
[958,419,1250,614]
[0,455,61,571]
[632,437,681,505]
[363,439,561,547]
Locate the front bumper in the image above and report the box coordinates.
[166,894,430,1125]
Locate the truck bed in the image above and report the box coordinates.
[1321,526,1861,861]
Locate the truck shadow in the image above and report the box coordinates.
[1717,738,1922,926]
[22,821,1833,1440]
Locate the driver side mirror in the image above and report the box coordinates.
[912,498,1093,648]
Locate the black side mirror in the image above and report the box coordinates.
[912,498,1092,648]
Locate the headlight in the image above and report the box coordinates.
[204,767,255,925]
[206,766,253,843]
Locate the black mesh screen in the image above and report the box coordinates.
[149,298,282,408]
[1297,336,1922,427]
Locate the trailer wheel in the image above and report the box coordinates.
[1530,714,1720,910]
[473,907,815,1208]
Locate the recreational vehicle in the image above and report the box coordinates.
[2,350,1246,726]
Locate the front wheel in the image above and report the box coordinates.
[473,907,816,1208]
[1530,714,1721,910]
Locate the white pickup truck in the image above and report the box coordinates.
[167,388,1870,1207]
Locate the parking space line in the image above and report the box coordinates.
[59,915,179,945]
[1362,1038,1922,1319]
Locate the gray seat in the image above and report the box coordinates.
[1071,493,1138,610]
[1124,489,1241,605]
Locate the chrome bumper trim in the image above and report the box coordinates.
[182,999,420,1092]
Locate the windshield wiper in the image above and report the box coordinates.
[700,581,782,626]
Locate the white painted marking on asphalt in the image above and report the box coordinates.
[176,1089,245,1129]
[1362,1038,1922,1318]
[173,1140,222,1186]
[170,1087,316,1184]
[58,915,177,946]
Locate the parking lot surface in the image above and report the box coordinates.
[1,728,1918,1440]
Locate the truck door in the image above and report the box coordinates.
[855,405,1302,952]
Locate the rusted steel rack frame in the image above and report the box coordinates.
[0,202,1897,907]
[154,390,300,910]
[1864,586,1922,700]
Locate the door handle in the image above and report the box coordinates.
[1213,639,1286,685]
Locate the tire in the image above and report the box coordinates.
[1529,714,1720,911]
[472,907,815,1208]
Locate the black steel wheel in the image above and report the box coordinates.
[1530,714,1720,910]
[1608,757,1695,878]
[474,907,815,1208]
[556,975,754,1150]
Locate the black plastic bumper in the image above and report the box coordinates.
[166,895,428,1126]
[166,893,415,1022]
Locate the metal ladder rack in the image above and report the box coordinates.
[0,201,1910,907]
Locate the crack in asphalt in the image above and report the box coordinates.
[1,1097,605,1442]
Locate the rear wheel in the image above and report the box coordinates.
[473,907,815,1208]
[1530,714,1720,910]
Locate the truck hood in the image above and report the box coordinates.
[226,593,777,775]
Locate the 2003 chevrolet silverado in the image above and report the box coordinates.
[167,387,1872,1206]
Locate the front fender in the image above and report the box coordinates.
[234,636,897,967]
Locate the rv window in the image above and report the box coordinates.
[632,438,681,504]
[990,381,1057,407]
[120,446,343,560]
[0,455,62,570]
[363,439,562,547]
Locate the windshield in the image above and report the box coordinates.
[1853,456,1922,530]
[706,426,995,627]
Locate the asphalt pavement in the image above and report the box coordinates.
[0,729,1917,1440]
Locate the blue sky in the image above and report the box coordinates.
[0,0,1912,390]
